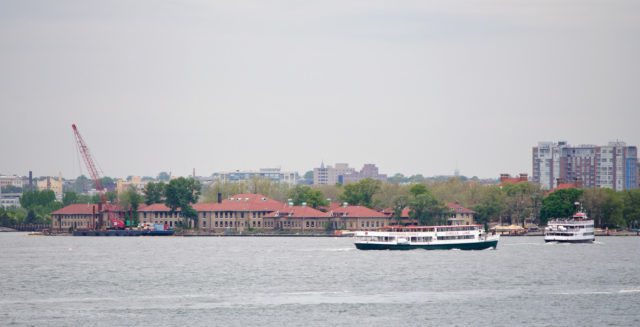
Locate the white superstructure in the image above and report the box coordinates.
[353,225,499,250]
[544,211,595,243]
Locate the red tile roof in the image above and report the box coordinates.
[51,203,123,215]
[546,183,579,196]
[265,205,330,218]
[138,203,174,212]
[499,177,523,186]
[195,193,286,212]
[396,203,474,218]
[330,205,388,218]
[444,202,475,213]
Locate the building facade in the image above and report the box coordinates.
[218,168,297,185]
[0,192,21,209]
[50,203,124,231]
[36,172,64,197]
[0,175,24,189]
[116,176,148,194]
[136,193,392,232]
[399,202,476,226]
[342,164,388,184]
[533,141,637,190]
[313,162,387,185]
[313,162,356,185]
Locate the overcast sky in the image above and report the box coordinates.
[1,0,639,179]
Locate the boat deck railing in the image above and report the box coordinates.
[548,219,593,225]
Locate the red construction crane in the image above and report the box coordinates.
[72,124,125,229]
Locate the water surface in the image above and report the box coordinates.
[1,234,639,326]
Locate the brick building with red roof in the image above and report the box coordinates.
[499,173,529,186]
[51,203,124,231]
[391,202,476,226]
[328,204,390,230]
[263,205,330,231]
[138,203,185,228]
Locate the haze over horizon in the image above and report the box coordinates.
[1,1,639,180]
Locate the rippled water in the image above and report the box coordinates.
[1,233,639,326]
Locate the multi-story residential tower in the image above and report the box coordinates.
[313,162,356,185]
[533,141,637,190]
[218,168,297,185]
[342,164,388,184]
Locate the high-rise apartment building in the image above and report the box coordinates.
[218,168,297,185]
[533,141,637,190]
[313,162,356,185]
[313,162,387,185]
[342,164,388,184]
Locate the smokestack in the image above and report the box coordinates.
[29,171,32,190]
[193,168,195,179]
[217,193,222,204]
[519,173,528,182]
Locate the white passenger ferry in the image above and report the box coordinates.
[544,211,595,243]
[353,225,499,250]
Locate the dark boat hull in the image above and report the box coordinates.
[355,239,498,250]
[73,230,175,236]
[544,238,594,243]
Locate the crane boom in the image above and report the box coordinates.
[72,124,124,229]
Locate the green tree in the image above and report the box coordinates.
[471,185,504,229]
[409,184,428,196]
[408,190,444,225]
[25,210,37,224]
[582,188,611,227]
[144,182,166,205]
[501,182,543,227]
[201,181,249,203]
[157,171,171,181]
[76,194,92,204]
[600,191,624,228]
[287,185,328,208]
[20,190,56,209]
[620,190,640,229]
[303,171,314,181]
[314,184,343,205]
[91,191,117,204]
[391,195,409,225]
[539,188,583,226]
[247,176,289,202]
[119,186,144,226]
[0,208,18,226]
[68,175,92,193]
[339,178,382,209]
[164,177,201,228]
[372,183,410,208]
[388,173,408,184]
[62,192,78,206]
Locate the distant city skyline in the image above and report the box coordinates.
[2,1,639,179]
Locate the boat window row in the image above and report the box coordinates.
[356,236,393,242]
[436,226,477,231]
[437,235,475,240]
[545,232,575,236]
[409,236,433,243]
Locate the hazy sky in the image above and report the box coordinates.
[1,0,639,179]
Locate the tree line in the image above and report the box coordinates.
[4,175,639,230]
[201,176,640,229]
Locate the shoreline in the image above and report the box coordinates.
[6,230,640,237]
